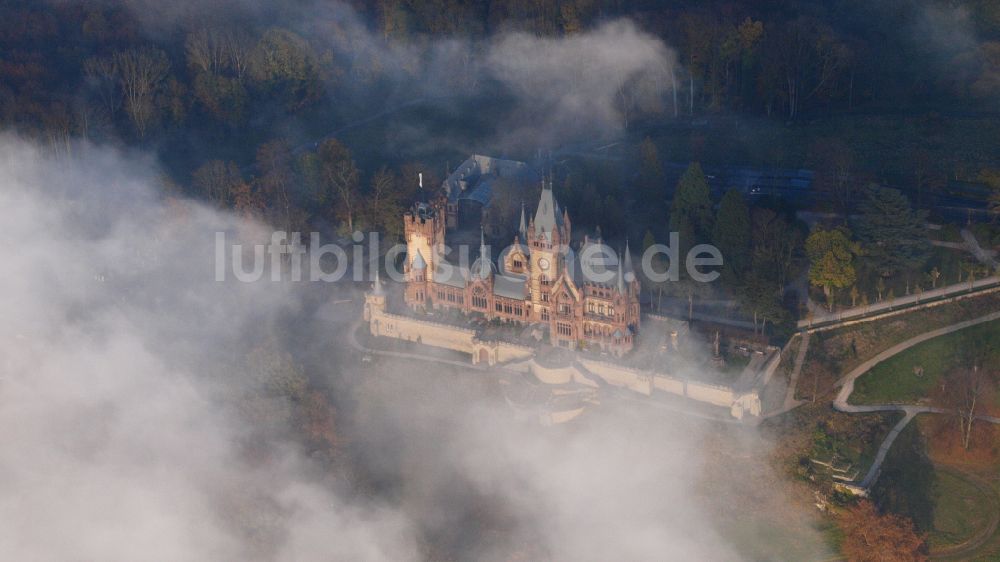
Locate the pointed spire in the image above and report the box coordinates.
[474,226,493,279]
[533,181,558,239]
[372,268,384,295]
[623,239,635,278]
[519,200,527,239]
[616,248,625,293]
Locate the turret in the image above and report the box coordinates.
[364,269,386,321]
[472,227,495,280]
[518,201,528,241]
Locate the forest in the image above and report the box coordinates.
[3,0,1000,336]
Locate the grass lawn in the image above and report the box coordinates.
[850,319,1000,405]
[928,467,997,551]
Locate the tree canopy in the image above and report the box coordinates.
[669,162,714,256]
[806,226,858,310]
[855,185,929,277]
[712,189,751,285]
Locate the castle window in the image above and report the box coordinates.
[557,323,572,336]
[473,295,488,309]
[541,309,549,321]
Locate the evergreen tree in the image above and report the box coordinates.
[855,185,929,277]
[712,189,751,285]
[670,162,714,256]
[637,137,665,211]
[642,229,657,253]
[739,272,786,335]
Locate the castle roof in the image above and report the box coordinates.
[533,182,564,239]
[443,154,529,204]
[518,201,528,239]
[573,236,634,293]
[622,240,635,280]
[434,261,469,288]
[493,274,527,299]
[471,229,496,279]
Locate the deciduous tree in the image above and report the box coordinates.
[192,159,244,207]
[367,166,406,240]
[113,47,170,138]
[839,500,927,561]
[806,226,858,310]
[317,139,360,232]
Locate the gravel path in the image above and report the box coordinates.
[831,310,1000,491]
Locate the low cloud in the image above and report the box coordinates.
[485,20,675,148]
[0,136,828,560]
[0,137,416,561]
[86,0,679,153]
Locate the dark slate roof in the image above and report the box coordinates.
[465,180,493,206]
[443,155,529,204]
[575,238,622,287]
[533,186,563,239]
[494,274,528,299]
[434,262,469,288]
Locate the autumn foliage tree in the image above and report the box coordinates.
[192,159,244,207]
[317,139,361,232]
[838,500,927,561]
[806,226,858,311]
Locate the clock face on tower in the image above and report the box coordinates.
[538,257,550,271]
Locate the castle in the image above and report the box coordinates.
[402,178,641,356]
[360,157,772,421]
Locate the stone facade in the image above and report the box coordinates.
[364,281,766,420]
[402,181,642,356]
[364,280,535,366]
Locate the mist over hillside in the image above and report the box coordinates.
[0,136,832,559]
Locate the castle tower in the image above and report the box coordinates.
[622,239,641,327]
[403,195,444,309]
[527,182,571,320]
[518,201,528,241]
[364,270,386,322]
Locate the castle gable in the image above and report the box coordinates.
[403,157,638,356]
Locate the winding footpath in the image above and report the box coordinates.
[832,310,1000,491]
